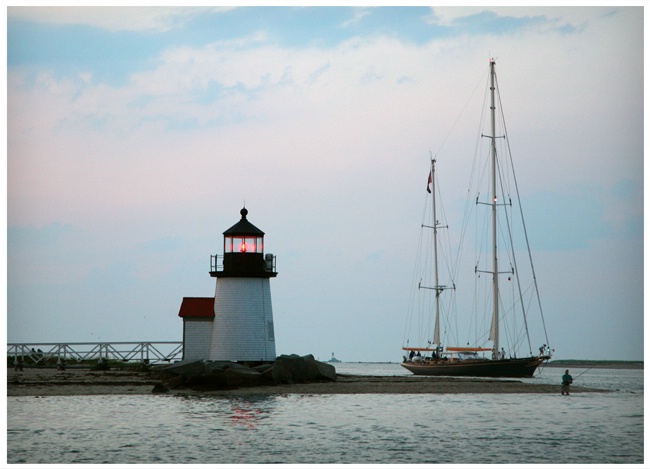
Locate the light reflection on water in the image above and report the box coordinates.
[7,366,643,464]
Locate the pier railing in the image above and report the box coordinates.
[7,342,183,366]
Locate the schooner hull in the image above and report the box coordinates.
[401,356,547,378]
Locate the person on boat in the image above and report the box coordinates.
[561,369,573,395]
[409,350,415,360]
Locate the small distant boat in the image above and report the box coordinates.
[401,60,551,378]
[328,353,341,363]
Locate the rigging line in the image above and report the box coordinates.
[496,283,515,352]
[432,162,457,290]
[403,190,437,346]
[432,66,490,160]
[497,73,551,350]
[470,257,493,349]
[493,78,534,357]
[451,69,491,283]
[428,159,460,347]
[495,146,533,356]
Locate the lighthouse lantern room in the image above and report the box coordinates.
[207,207,278,362]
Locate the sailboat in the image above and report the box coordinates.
[401,60,551,378]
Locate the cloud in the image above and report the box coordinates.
[426,6,608,29]
[8,6,231,33]
[339,7,371,29]
[7,7,643,360]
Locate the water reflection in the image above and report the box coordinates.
[229,398,270,429]
[175,395,277,430]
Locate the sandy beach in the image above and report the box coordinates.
[7,367,608,397]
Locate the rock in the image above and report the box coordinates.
[180,362,265,391]
[314,359,337,381]
[161,360,206,380]
[151,374,185,394]
[252,363,274,374]
[270,359,294,384]
[204,361,245,374]
[223,367,264,388]
[152,355,336,393]
[151,383,168,394]
[186,370,228,390]
[270,354,336,385]
[152,374,185,394]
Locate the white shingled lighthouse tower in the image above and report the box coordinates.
[207,207,277,362]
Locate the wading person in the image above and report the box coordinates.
[561,369,573,395]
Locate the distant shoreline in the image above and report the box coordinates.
[541,361,643,370]
[338,360,644,370]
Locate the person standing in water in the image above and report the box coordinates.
[561,369,573,395]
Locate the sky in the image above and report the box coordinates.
[6,5,645,362]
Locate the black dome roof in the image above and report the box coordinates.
[222,207,265,236]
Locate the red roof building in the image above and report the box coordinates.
[178,297,214,361]
[178,297,215,318]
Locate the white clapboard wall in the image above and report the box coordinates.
[208,277,276,361]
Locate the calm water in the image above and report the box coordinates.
[7,364,643,464]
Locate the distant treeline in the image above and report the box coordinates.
[544,360,643,369]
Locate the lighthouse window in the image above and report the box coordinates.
[225,236,262,253]
[267,321,275,341]
[241,237,258,252]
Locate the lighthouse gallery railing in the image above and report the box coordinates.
[210,254,277,274]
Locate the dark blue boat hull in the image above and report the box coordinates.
[401,356,548,378]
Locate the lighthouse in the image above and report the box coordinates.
[207,207,278,362]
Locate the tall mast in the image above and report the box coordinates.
[431,158,441,346]
[489,59,499,360]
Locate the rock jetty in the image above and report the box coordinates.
[152,354,337,394]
